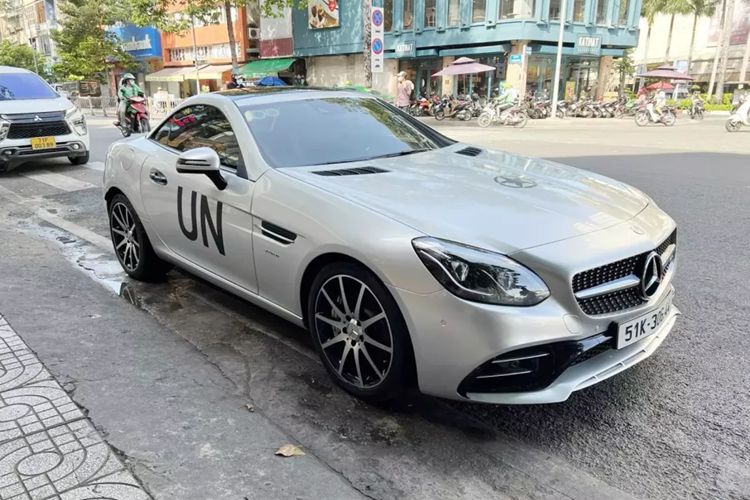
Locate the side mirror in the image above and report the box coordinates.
[176,147,227,190]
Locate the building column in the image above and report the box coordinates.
[440,56,455,96]
[505,41,529,97]
[596,55,614,98]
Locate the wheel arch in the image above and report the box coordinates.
[299,251,418,387]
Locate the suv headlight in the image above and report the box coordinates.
[0,119,9,141]
[66,107,87,136]
[412,237,550,306]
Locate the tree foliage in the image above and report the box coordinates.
[50,0,139,81]
[0,40,40,72]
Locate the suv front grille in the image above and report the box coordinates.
[7,122,71,139]
[573,230,677,316]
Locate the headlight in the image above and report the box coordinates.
[66,107,87,136]
[412,238,550,306]
[0,120,9,141]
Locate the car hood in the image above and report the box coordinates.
[0,96,74,115]
[281,145,649,254]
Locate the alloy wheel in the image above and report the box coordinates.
[314,275,394,389]
[110,201,140,272]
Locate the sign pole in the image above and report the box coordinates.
[191,17,201,95]
[550,0,567,120]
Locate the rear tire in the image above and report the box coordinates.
[307,262,414,402]
[513,111,528,128]
[694,110,704,121]
[139,118,151,133]
[614,108,624,119]
[69,151,89,165]
[108,194,172,282]
[556,109,564,119]
[662,112,676,126]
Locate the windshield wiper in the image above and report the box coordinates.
[367,148,432,160]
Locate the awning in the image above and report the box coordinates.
[241,58,296,78]
[145,65,209,82]
[185,64,234,80]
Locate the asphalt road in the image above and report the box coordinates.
[0,114,748,500]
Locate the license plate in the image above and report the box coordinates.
[30,137,56,150]
[617,293,674,349]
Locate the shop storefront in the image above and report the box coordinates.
[526,55,600,100]
[397,55,506,101]
[110,25,164,97]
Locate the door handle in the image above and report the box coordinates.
[149,168,168,186]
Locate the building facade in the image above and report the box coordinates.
[633,4,750,87]
[293,0,642,99]
[0,0,59,65]
[110,25,163,96]
[147,7,250,97]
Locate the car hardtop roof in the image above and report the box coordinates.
[216,86,376,102]
[0,66,35,74]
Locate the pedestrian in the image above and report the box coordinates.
[396,71,414,111]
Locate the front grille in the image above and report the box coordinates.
[573,230,676,316]
[7,122,71,139]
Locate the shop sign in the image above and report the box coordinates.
[509,54,522,64]
[122,35,152,52]
[371,7,384,73]
[574,35,601,56]
[674,59,689,74]
[395,41,416,59]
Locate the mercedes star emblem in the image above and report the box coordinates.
[631,225,645,235]
[639,251,663,300]
[494,175,537,189]
[33,115,43,122]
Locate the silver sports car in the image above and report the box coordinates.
[103,88,679,404]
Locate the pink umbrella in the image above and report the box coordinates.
[638,65,693,81]
[646,82,674,90]
[432,57,495,77]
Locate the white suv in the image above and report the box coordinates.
[0,66,90,172]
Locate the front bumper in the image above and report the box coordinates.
[0,137,89,172]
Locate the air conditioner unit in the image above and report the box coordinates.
[248,27,260,40]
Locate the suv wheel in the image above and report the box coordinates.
[69,152,90,165]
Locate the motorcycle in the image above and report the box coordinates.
[726,94,750,132]
[115,94,151,137]
[409,95,431,116]
[634,103,676,126]
[688,98,705,120]
[477,98,528,128]
[434,94,472,121]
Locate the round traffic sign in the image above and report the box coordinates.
[372,38,383,54]
[372,10,383,26]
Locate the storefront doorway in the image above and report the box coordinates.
[525,55,600,100]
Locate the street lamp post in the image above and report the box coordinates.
[191,17,201,95]
[550,0,568,120]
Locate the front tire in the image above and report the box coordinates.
[513,111,528,128]
[109,194,172,281]
[726,118,742,132]
[307,262,414,402]
[139,118,151,133]
[634,111,650,127]
[434,109,445,121]
[69,151,90,165]
[478,112,492,128]
[614,108,624,119]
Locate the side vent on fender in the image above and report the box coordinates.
[455,146,483,157]
[312,166,390,176]
[261,221,297,245]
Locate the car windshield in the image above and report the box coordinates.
[238,97,444,168]
[0,73,58,101]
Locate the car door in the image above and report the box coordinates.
[140,104,259,294]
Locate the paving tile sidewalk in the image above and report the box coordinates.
[0,315,150,500]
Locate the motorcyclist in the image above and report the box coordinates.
[116,73,142,128]
[227,70,245,89]
[495,82,519,118]
[654,83,666,118]
[690,88,704,116]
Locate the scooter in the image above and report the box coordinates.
[115,94,151,137]
[726,95,750,132]
[477,98,528,128]
[634,102,676,126]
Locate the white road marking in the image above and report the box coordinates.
[0,184,111,251]
[21,169,97,192]
[83,161,105,172]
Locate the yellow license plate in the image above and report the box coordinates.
[30,137,56,150]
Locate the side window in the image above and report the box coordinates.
[152,105,240,170]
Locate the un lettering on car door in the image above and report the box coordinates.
[177,186,225,256]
